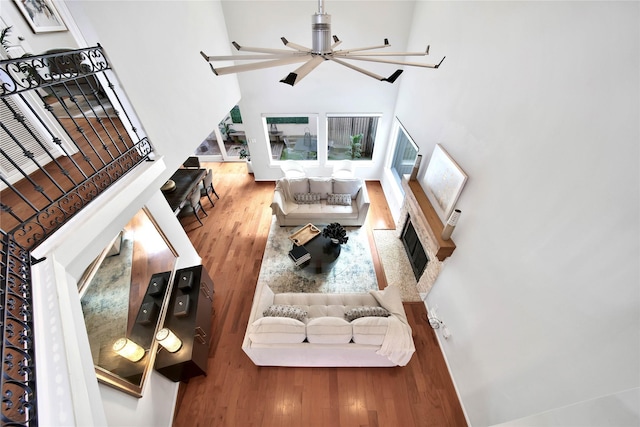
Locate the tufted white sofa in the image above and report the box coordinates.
[270,177,370,226]
[241,281,415,367]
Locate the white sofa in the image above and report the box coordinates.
[241,282,415,367]
[270,177,370,226]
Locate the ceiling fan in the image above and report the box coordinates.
[200,0,445,86]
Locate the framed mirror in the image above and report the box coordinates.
[78,207,177,397]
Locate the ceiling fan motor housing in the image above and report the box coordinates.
[312,12,332,54]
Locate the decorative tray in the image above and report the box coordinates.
[289,223,321,246]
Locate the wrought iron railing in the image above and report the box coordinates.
[0,45,156,425]
[1,45,154,251]
[0,231,38,426]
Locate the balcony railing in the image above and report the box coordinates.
[0,231,38,426]
[1,45,154,251]
[1,45,156,426]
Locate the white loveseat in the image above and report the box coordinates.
[270,177,370,226]
[242,281,415,367]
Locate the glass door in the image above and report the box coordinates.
[194,105,247,161]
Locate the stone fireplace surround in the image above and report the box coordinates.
[397,176,456,295]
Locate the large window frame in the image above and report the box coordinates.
[326,113,380,162]
[263,114,319,161]
[389,119,419,191]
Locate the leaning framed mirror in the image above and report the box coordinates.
[78,207,178,397]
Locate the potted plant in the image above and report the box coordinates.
[349,133,363,160]
[322,222,348,245]
[238,140,253,173]
[1,26,12,52]
[218,116,235,142]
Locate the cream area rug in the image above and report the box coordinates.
[258,218,378,294]
[372,230,421,302]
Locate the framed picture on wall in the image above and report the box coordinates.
[13,0,67,33]
[423,144,468,222]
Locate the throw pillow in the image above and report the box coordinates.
[263,304,308,321]
[345,306,391,321]
[287,178,309,195]
[309,177,333,199]
[326,193,352,206]
[294,192,321,204]
[333,178,362,198]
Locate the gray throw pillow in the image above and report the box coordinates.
[326,193,352,206]
[345,306,390,321]
[333,178,362,198]
[263,305,308,321]
[287,178,309,195]
[294,192,321,204]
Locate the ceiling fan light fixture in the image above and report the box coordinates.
[311,8,332,54]
[201,0,445,86]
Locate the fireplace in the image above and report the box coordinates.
[398,176,457,295]
[401,217,429,280]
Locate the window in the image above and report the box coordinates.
[264,114,318,160]
[390,120,418,189]
[327,114,379,161]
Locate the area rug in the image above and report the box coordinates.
[372,229,422,302]
[80,231,133,366]
[258,218,378,294]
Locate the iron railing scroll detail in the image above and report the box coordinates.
[0,46,109,97]
[1,45,155,251]
[0,231,37,427]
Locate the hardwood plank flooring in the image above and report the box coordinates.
[172,162,466,427]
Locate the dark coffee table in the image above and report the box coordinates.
[297,235,341,274]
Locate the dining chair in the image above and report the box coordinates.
[181,189,208,226]
[280,160,306,178]
[332,160,355,179]
[200,169,219,207]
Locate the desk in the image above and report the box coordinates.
[162,169,206,215]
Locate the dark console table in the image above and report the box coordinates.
[154,265,214,383]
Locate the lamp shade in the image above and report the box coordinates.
[112,338,145,362]
[156,328,182,353]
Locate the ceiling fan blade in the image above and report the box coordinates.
[230,41,301,55]
[338,55,446,69]
[333,46,430,57]
[332,38,391,54]
[280,37,312,52]
[329,57,402,83]
[280,56,325,86]
[201,51,305,62]
[211,55,312,76]
[331,35,342,50]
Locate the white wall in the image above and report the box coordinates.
[219,1,417,180]
[390,1,639,426]
[65,0,241,179]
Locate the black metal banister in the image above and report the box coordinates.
[1,45,155,250]
[0,230,37,426]
[1,45,157,423]
[0,46,110,97]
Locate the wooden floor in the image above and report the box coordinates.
[172,162,466,427]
